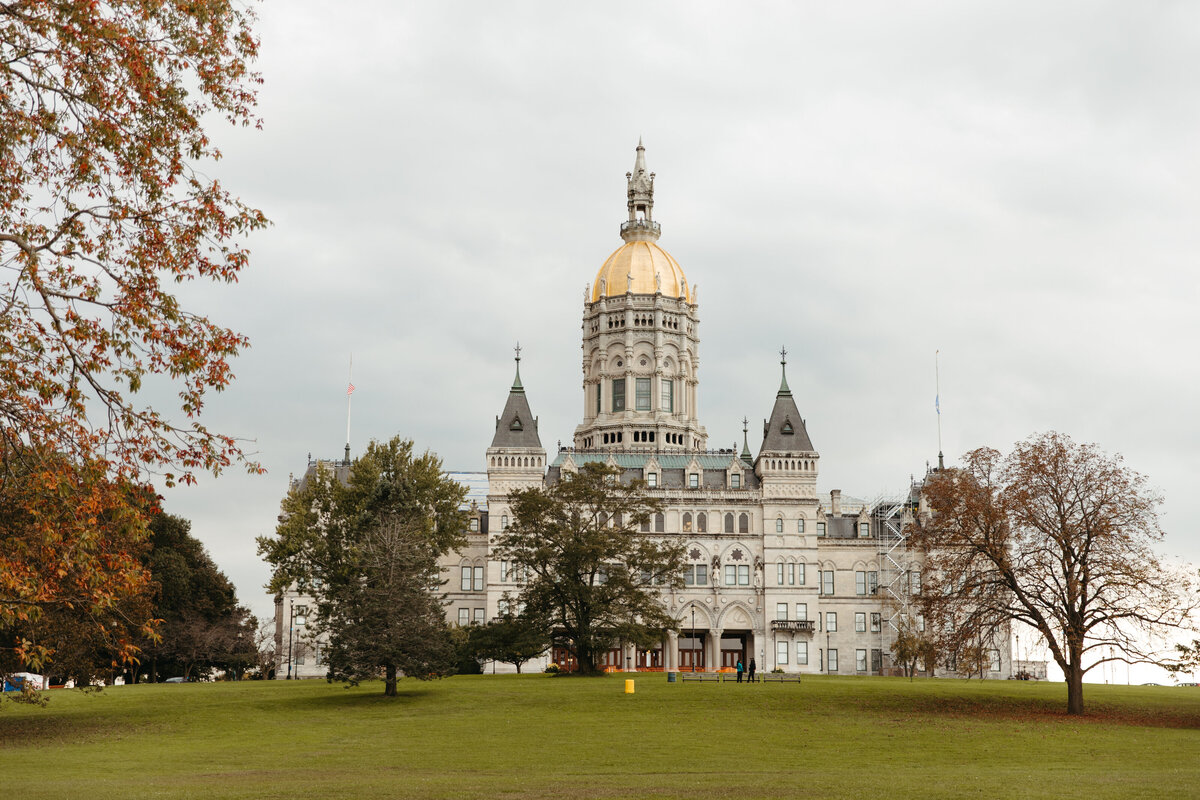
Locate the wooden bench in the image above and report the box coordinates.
[679,671,722,682]
[760,672,802,683]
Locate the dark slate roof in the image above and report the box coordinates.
[758,367,815,455]
[544,451,759,490]
[489,378,543,449]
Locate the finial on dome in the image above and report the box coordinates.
[623,139,659,243]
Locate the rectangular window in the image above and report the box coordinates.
[856,649,867,672]
[661,379,673,413]
[856,571,867,595]
[816,522,826,537]
[776,603,788,621]
[825,612,837,632]
[871,649,882,672]
[469,518,479,532]
[473,608,485,625]
[730,473,741,488]
[635,377,651,410]
[787,563,796,585]
[828,649,838,673]
[738,564,750,586]
[797,519,805,533]
[910,571,922,595]
[460,566,472,592]
[596,382,602,415]
[821,570,834,595]
[612,378,626,412]
[725,565,737,586]
[684,566,695,587]
[498,599,509,617]
[775,519,784,533]
[859,522,870,538]
[868,571,878,595]
[689,473,699,489]
[458,608,469,626]
[917,615,926,632]
[855,612,866,632]
[777,563,785,586]
[647,472,657,488]
[473,566,484,592]
[797,641,808,665]
[501,560,509,582]
[989,649,1002,672]
[694,565,707,586]
[796,603,807,621]
[776,641,789,665]
[870,612,881,633]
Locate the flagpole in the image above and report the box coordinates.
[345,354,354,464]
[935,350,943,471]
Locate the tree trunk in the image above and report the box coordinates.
[1066,664,1085,715]
[515,663,522,674]
[384,664,397,696]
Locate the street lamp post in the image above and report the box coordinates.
[286,601,307,680]
[691,606,697,672]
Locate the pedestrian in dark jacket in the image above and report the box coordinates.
[748,658,757,683]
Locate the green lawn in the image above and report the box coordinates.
[2,674,1197,799]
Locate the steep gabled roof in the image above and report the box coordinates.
[489,357,542,449]
[758,355,815,455]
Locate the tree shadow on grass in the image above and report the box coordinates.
[857,690,1200,729]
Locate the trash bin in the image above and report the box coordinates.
[667,672,676,683]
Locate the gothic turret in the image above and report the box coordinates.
[755,347,819,497]
[487,345,546,501]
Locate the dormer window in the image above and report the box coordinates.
[689,473,699,489]
[730,473,741,489]
[510,416,523,431]
[646,472,658,488]
[782,418,794,435]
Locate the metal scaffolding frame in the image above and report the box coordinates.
[872,488,916,674]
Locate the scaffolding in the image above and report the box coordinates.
[872,487,917,675]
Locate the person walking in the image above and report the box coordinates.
[736,659,744,683]
[748,657,757,683]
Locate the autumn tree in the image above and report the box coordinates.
[914,432,1198,715]
[497,462,684,675]
[0,2,266,672]
[258,438,468,696]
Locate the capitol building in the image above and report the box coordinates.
[278,143,1012,679]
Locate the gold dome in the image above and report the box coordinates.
[591,240,690,302]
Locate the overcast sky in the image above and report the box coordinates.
[157,2,1200,676]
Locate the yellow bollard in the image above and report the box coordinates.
[625,679,635,694]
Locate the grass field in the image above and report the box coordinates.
[2,674,1198,799]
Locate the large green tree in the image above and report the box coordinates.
[497,462,684,675]
[258,437,468,696]
[468,610,551,674]
[139,513,257,682]
[914,432,1198,715]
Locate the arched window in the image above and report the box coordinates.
[724,513,734,533]
[776,518,784,533]
[797,519,806,533]
[682,512,693,532]
[697,513,707,533]
[739,513,749,534]
[501,515,509,530]
[654,513,665,533]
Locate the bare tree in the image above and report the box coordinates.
[914,432,1197,714]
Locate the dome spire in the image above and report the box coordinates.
[623,139,660,243]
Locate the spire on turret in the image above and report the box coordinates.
[512,341,524,393]
[741,416,753,464]
[778,346,792,397]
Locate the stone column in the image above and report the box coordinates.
[710,626,723,671]
[665,631,676,672]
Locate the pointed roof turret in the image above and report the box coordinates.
[740,416,753,465]
[490,344,542,449]
[759,347,815,455]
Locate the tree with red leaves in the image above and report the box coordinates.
[0,1,265,678]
